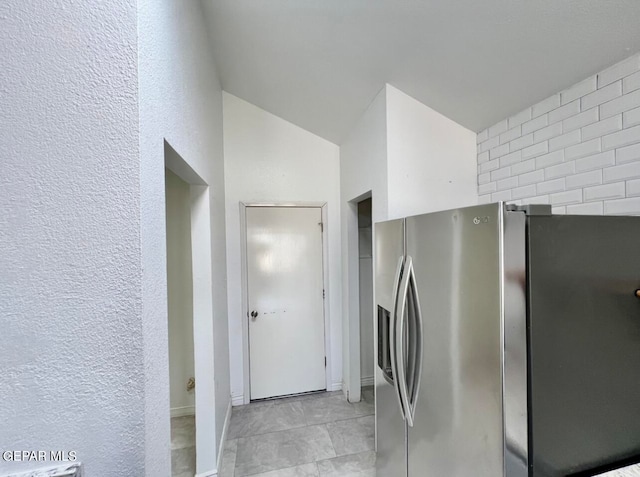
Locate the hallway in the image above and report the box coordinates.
[218,388,375,477]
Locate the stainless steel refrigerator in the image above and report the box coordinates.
[375,202,640,477]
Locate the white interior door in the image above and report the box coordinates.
[246,206,326,400]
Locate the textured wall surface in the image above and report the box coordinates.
[223,93,342,403]
[138,0,228,473]
[478,52,640,216]
[0,1,143,476]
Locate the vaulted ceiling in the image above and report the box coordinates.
[202,0,640,144]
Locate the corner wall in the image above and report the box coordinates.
[340,87,389,401]
[138,0,228,474]
[477,52,640,215]
[0,1,143,475]
[386,85,478,219]
[223,93,342,403]
[339,84,477,401]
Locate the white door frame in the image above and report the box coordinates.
[164,141,217,475]
[239,201,332,404]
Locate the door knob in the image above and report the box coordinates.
[250,310,258,320]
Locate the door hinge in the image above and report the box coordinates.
[325,357,327,367]
[323,289,325,299]
[318,222,323,233]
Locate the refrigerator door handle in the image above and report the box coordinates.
[407,261,423,427]
[390,255,406,421]
[395,256,414,426]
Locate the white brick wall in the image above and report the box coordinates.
[477,52,640,216]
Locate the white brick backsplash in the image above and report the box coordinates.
[552,205,566,214]
[604,197,640,215]
[575,151,616,172]
[532,94,561,117]
[512,158,536,175]
[497,176,518,191]
[479,135,500,153]
[561,76,597,105]
[627,179,640,196]
[545,161,575,179]
[549,130,581,151]
[491,166,511,181]
[550,189,582,205]
[492,190,512,201]
[535,150,565,169]
[597,54,640,88]
[583,182,626,201]
[522,114,548,135]
[522,141,549,159]
[536,178,566,194]
[478,194,492,204]
[508,108,532,128]
[479,158,499,173]
[563,107,599,132]
[565,138,601,161]
[624,71,640,94]
[582,81,622,110]
[512,184,537,199]
[534,122,563,143]
[479,182,497,194]
[510,133,534,151]
[500,125,522,144]
[602,124,640,150]
[600,89,640,119]
[603,161,640,183]
[521,194,550,205]
[549,100,580,124]
[477,54,640,218]
[489,120,508,138]
[566,201,604,215]
[623,106,640,128]
[565,170,602,190]
[500,150,522,167]
[519,169,545,186]
[616,143,640,164]
[582,115,622,141]
[490,143,510,159]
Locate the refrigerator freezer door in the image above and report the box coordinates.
[375,219,407,477]
[527,215,640,476]
[406,203,506,477]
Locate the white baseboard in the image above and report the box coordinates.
[231,394,244,406]
[216,399,233,471]
[194,471,216,477]
[361,376,374,387]
[170,405,195,418]
[328,382,343,392]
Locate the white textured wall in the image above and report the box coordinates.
[138,0,228,474]
[0,1,143,476]
[223,93,342,402]
[387,85,478,219]
[477,52,640,216]
[165,170,196,415]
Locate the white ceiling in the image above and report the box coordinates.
[202,0,640,144]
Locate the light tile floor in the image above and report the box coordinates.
[171,415,196,477]
[219,386,376,477]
